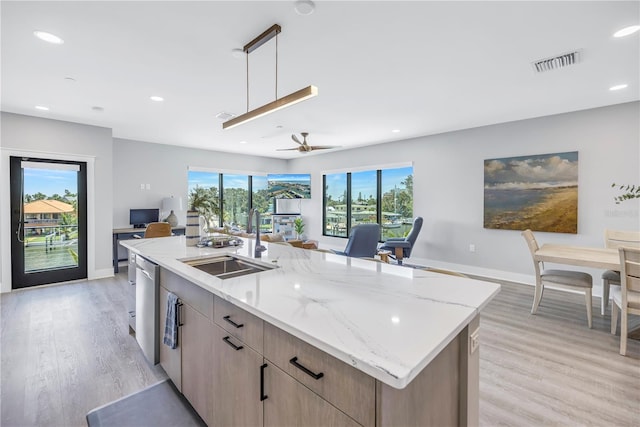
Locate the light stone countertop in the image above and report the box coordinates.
[121,235,500,389]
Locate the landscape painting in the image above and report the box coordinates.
[484,151,578,233]
[267,173,311,199]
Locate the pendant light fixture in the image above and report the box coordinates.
[223,24,318,130]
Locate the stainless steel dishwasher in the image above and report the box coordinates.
[135,254,159,365]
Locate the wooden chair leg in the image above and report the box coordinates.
[601,279,610,316]
[611,303,618,334]
[394,247,404,265]
[585,288,592,329]
[620,307,628,356]
[531,283,543,314]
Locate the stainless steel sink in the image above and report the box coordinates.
[182,255,276,279]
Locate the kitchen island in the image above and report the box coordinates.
[122,236,500,426]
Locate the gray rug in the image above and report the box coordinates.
[86,380,206,427]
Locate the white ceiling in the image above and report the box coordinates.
[2,1,638,159]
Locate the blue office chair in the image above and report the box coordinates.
[331,223,381,258]
[378,217,423,265]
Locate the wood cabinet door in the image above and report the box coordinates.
[181,302,214,425]
[158,286,182,391]
[211,324,264,427]
[263,363,360,427]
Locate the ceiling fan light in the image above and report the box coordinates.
[223,85,318,130]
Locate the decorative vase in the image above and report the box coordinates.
[166,210,178,227]
[186,210,200,246]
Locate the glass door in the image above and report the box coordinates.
[9,156,87,289]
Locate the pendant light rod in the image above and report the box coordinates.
[223,85,318,130]
[244,24,281,54]
[224,23,317,130]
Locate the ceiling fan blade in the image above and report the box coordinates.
[291,134,303,145]
[276,147,302,151]
[309,146,339,150]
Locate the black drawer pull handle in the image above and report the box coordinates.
[177,302,184,327]
[223,336,244,351]
[260,363,268,401]
[223,315,244,329]
[289,357,324,380]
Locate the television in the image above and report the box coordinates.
[267,173,311,199]
[130,208,159,228]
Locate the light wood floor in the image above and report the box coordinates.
[1,271,639,426]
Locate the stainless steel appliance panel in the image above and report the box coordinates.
[135,254,159,364]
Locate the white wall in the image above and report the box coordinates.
[112,138,288,228]
[290,102,640,284]
[112,138,287,260]
[0,112,114,292]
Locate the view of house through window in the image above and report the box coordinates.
[187,170,273,233]
[324,166,413,240]
[324,173,348,237]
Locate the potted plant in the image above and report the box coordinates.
[612,183,640,204]
[294,217,305,240]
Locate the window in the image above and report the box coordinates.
[187,170,220,232]
[323,173,347,237]
[381,166,413,240]
[251,175,273,232]
[351,170,377,226]
[188,170,269,233]
[222,174,249,232]
[323,166,413,240]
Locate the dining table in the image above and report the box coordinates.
[534,243,639,339]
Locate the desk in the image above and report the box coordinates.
[113,226,185,273]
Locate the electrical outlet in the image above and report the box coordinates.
[470,330,480,354]
[469,244,476,252]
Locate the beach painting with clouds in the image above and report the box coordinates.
[484,151,578,233]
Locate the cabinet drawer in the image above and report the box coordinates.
[264,322,375,427]
[160,269,213,320]
[214,296,264,353]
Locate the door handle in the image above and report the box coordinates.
[223,315,244,329]
[223,336,244,351]
[289,357,324,380]
[260,363,268,401]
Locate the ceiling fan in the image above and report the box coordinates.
[277,132,338,153]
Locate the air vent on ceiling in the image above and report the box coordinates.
[532,50,581,73]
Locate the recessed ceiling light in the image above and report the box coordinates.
[231,48,245,59]
[150,96,164,102]
[614,25,640,38]
[64,76,76,82]
[294,0,315,15]
[391,129,401,133]
[92,106,104,112]
[35,105,49,111]
[33,30,64,44]
[609,84,628,91]
[239,141,248,144]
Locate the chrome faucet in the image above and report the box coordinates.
[249,208,266,258]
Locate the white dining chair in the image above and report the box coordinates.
[610,246,640,356]
[601,229,640,315]
[522,230,593,328]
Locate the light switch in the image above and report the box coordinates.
[145,183,151,190]
[140,183,145,190]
